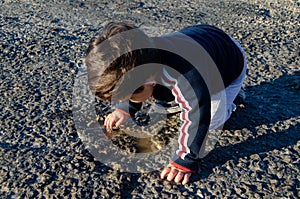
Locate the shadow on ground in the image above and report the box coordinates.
[193,72,300,180]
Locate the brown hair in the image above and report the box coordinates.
[85,22,157,101]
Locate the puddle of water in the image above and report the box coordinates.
[104,128,161,154]
[135,137,160,153]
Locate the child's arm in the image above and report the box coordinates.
[160,67,211,184]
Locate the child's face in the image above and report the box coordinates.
[129,82,156,103]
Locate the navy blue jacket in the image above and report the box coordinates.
[116,24,244,172]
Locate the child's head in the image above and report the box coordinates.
[85,22,157,102]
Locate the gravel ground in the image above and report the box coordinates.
[0,0,299,198]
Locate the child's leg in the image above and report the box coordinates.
[224,66,246,121]
[209,38,247,129]
[224,38,247,121]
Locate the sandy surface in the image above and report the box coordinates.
[0,0,299,198]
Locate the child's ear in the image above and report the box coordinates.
[144,80,156,87]
[150,82,156,87]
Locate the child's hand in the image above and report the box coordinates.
[160,164,192,185]
[104,109,130,129]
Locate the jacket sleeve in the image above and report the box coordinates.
[115,100,142,118]
[162,68,211,172]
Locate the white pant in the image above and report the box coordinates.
[209,38,247,130]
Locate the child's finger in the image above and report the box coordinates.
[160,166,171,179]
[109,119,116,129]
[182,173,191,185]
[104,114,113,127]
[174,171,185,183]
[106,116,115,129]
[115,118,124,128]
[104,115,109,127]
[167,167,178,181]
